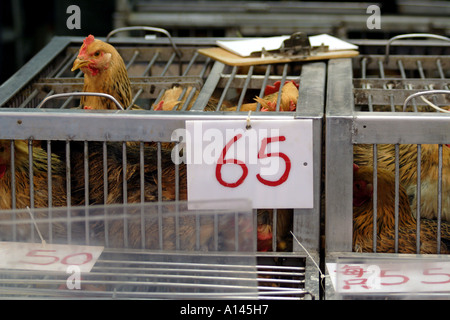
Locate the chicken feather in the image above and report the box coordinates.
[0,140,68,210]
[68,141,249,251]
[223,80,299,112]
[353,164,450,254]
[0,140,81,241]
[354,143,450,222]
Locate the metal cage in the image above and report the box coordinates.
[0,201,263,299]
[324,34,450,299]
[0,33,324,298]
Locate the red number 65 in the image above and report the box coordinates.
[215,134,291,188]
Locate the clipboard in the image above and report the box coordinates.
[198,33,359,66]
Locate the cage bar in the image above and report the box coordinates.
[325,36,450,299]
[0,35,324,299]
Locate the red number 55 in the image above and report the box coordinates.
[215,134,291,188]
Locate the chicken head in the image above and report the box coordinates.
[71,35,114,77]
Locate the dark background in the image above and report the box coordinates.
[0,0,423,85]
[0,0,115,84]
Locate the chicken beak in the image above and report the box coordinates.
[71,58,90,71]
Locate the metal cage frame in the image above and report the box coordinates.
[0,35,325,299]
[324,36,450,298]
[0,201,314,299]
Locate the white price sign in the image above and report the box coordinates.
[0,242,104,273]
[327,261,450,294]
[185,119,314,209]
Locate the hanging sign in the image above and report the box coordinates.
[183,119,314,209]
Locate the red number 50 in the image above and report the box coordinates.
[215,134,291,188]
[19,249,93,266]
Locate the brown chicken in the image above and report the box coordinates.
[152,85,231,112]
[353,143,450,222]
[71,35,138,110]
[353,164,450,254]
[223,80,299,112]
[0,140,68,210]
[68,141,254,251]
[152,86,197,111]
[255,80,299,112]
[0,140,74,240]
[68,141,221,250]
[70,141,185,205]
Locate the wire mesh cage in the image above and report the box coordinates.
[0,31,324,298]
[324,34,450,298]
[0,34,213,111]
[0,201,312,299]
[0,201,264,299]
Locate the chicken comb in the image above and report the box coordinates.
[264,80,300,96]
[80,35,95,55]
[84,34,95,46]
[264,81,281,96]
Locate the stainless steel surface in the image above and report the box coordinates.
[325,58,354,254]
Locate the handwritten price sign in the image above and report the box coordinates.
[185,120,314,209]
[327,261,450,294]
[0,242,104,272]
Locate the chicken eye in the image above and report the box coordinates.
[94,51,101,57]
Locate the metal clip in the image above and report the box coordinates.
[246,110,252,130]
[256,32,329,59]
[280,32,312,56]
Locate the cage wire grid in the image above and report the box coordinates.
[0,34,324,299]
[325,35,450,299]
[0,202,309,300]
